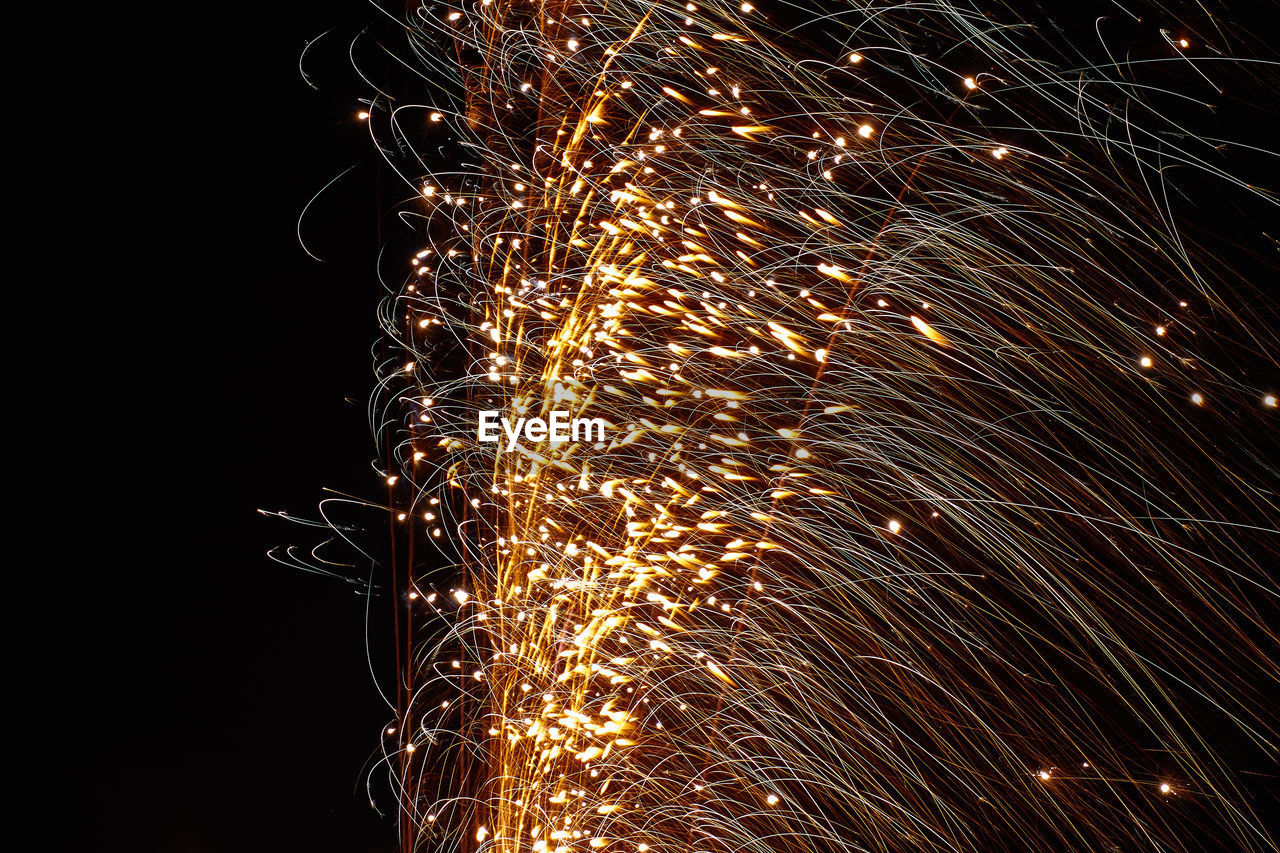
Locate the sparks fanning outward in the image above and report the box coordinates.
[325,0,1280,850]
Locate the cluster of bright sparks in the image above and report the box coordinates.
[339,1,1280,851]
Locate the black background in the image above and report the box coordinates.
[38,1,1278,851]
[47,2,399,850]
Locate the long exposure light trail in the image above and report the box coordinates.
[325,1,1280,850]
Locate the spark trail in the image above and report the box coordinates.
[333,1,1280,850]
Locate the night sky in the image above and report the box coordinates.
[38,2,1278,851]
[47,2,399,850]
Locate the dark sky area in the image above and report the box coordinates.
[35,1,1277,852]
[45,2,400,850]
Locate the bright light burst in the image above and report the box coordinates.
[331,0,1280,850]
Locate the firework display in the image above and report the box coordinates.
[337,1,1280,850]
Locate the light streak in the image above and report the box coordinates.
[322,1,1280,851]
